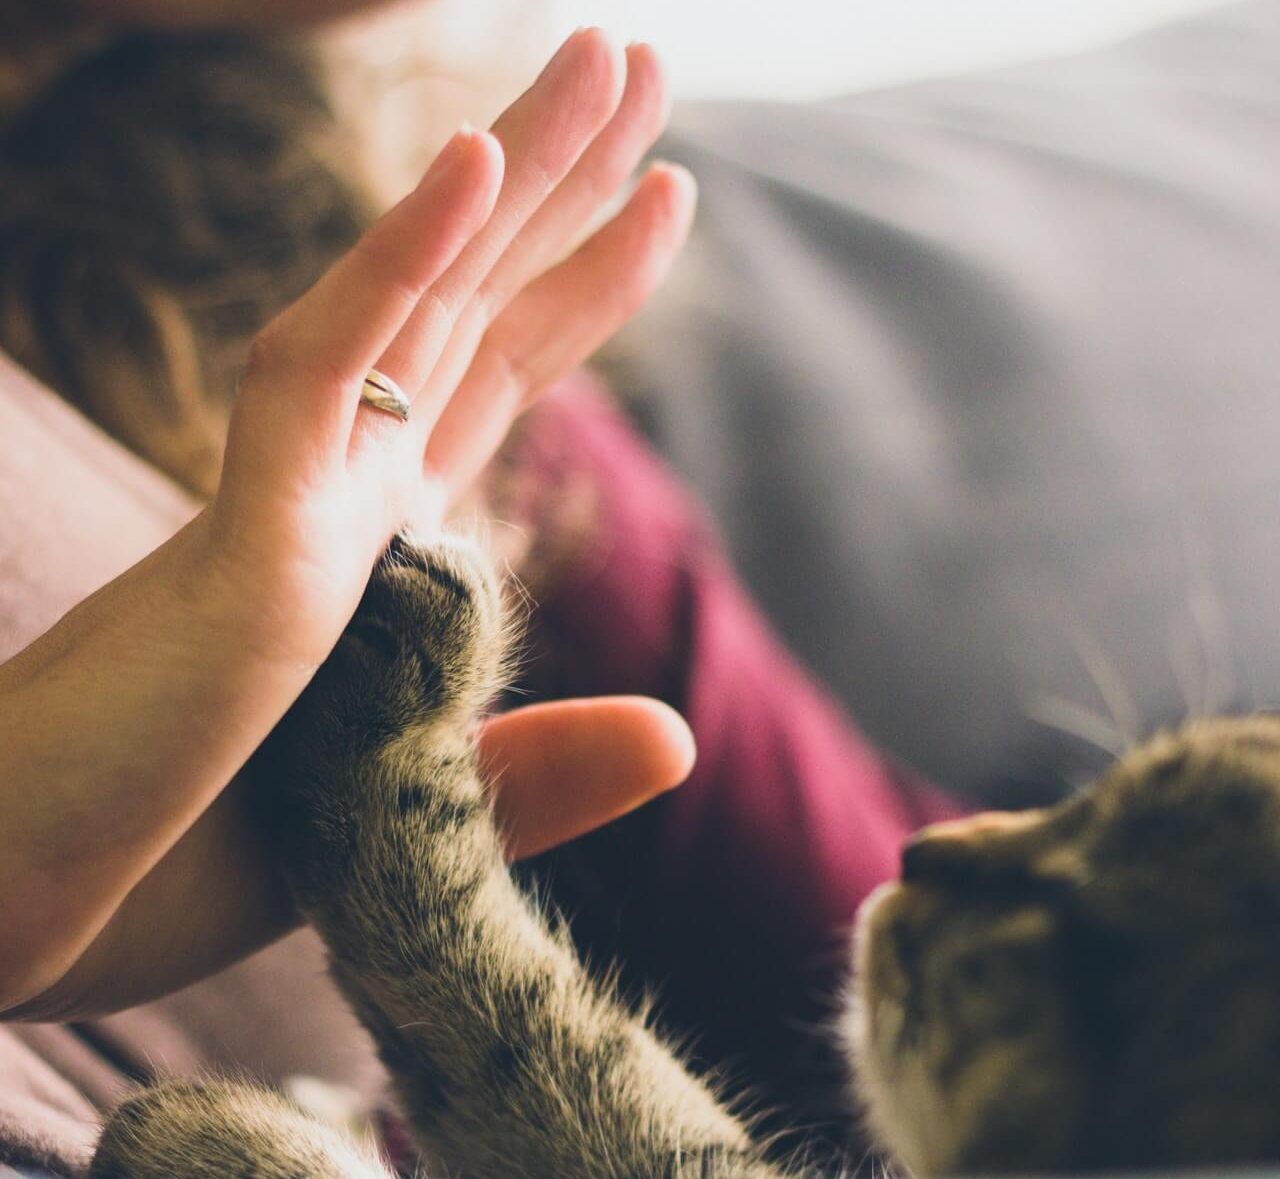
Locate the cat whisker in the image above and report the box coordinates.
[1169,517,1236,721]
[1016,582,1141,749]
[500,562,538,620]
[1058,613,1141,748]
[1167,613,1206,724]
[846,1138,880,1178]
[1023,692,1129,760]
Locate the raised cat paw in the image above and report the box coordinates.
[253,532,765,1179]
[339,532,506,731]
[257,532,507,912]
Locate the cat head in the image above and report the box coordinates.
[850,714,1280,1175]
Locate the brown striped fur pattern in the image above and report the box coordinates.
[0,28,367,498]
[851,716,1280,1174]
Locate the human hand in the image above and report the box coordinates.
[206,28,693,673]
[5,694,693,1021]
[0,30,697,1016]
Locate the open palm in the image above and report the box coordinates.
[208,29,694,671]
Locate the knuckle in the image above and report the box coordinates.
[417,287,454,334]
[471,278,506,328]
[245,314,349,398]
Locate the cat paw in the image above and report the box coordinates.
[291,531,505,745]
[257,533,506,899]
[339,532,506,729]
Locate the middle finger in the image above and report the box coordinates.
[357,28,626,458]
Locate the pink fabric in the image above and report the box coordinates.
[514,378,961,1133]
[0,352,198,660]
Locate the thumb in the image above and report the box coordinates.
[478,696,696,862]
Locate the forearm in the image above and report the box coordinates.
[4,774,299,1021]
[0,509,315,1012]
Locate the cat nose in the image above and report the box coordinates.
[901,811,1046,883]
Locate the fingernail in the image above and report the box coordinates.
[422,124,477,189]
[538,25,617,90]
[565,25,607,51]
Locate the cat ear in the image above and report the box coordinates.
[901,809,1087,885]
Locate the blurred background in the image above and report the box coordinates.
[553,0,1226,97]
[408,0,1228,102]
[329,0,1276,809]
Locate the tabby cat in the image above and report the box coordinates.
[5,15,1280,1179]
[88,533,1280,1177]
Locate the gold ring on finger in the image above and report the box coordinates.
[361,368,412,422]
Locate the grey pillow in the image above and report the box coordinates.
[608,0,1280,806]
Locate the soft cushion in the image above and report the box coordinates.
[609,0,1280,806]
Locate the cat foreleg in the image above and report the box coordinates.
[264,537,786,1179]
